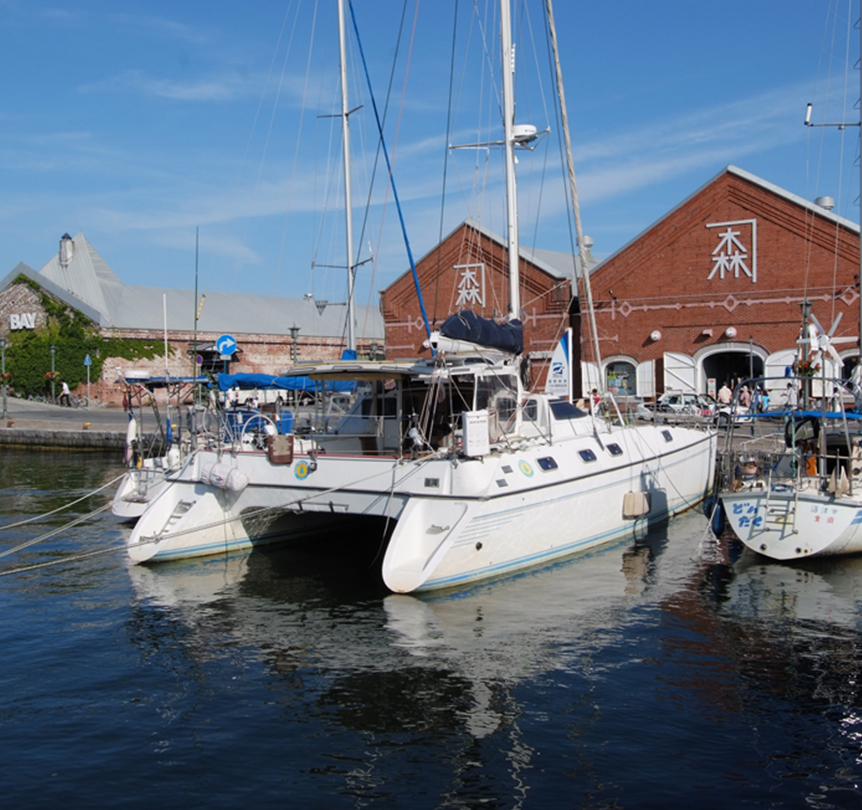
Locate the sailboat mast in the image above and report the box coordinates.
[544,0,603,389]
[338,0,356,353]
[500,0,520,319]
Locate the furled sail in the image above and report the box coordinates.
[438,310,524,354]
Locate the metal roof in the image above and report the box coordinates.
[22,232,384,339]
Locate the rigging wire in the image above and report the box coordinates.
[434,0,461,326]
[347,0,433,347]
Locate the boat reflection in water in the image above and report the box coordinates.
[125,514,862,807]
[127,515,674,748]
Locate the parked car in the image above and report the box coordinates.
[715,403,752,427]
[636,391,716,421]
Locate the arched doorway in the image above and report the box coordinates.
[699,343,765,396]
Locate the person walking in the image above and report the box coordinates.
[59,380,71,407]
[786,383,799,410]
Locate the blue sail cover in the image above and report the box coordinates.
[439,310,523,354]
[217,373,355,394]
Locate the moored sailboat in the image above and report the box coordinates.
[125,0,717,592]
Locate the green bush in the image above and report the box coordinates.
[3,277,168,397]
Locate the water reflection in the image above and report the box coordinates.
[6,453,862,806]
[125,517,679,804]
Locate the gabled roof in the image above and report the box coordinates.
[593,165,860,272]
[2,232,384,339]
[0,261,103,324]
[381,218,592,295]
[39,232,123,322]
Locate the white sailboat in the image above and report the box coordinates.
[720,321,862,561]
[125,0,718,592]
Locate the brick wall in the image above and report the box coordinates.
[588,169,859,390]
[381,222,574,385]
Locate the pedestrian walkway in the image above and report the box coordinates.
[0,396,154,450]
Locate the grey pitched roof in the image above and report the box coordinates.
[0,261,104,323]
[7,232,384,340]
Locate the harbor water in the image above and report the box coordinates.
[1,449,860,809]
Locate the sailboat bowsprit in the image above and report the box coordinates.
[124,0,718,592]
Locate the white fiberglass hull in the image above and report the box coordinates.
[127,424,717,593]
[722,483,862,561]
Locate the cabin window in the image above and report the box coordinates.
[494,397,518,423]
[476,376,518,413]
[606,443,623,456]
[424,478,440,488]
[662,430,673,442]
[579,449,597,462]
[537,456,558,471]
[502,465,513,474]
[523,400,539,421]
[496,479,508,488]
[550,400,589,420]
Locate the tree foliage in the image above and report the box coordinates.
[3,276,167,397]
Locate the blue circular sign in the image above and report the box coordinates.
[216,334,237,356]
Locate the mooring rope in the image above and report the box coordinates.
[0,472,127,533]
[0,543,119,577]
[0,502,114,560]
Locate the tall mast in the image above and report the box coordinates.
[500,0,520,319]
[545,0,603,388]
[338,0,356,352]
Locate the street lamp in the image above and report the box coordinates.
[50,345,56,404]
[0,335,7,419]
[289,325,300,365]
[370,341,378,360]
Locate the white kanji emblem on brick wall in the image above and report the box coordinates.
[455,263,485,308]
[706,219,757,283]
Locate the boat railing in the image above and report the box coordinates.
[723,374,861,498]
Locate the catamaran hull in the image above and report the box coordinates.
[112,466,173,521]
[722,487,862,560]
[128,426,717,592]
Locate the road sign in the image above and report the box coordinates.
[216,334,237,356]
[196,355,203,365]
[83,354,92,366]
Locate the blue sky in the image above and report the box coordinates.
[1,0,858,329]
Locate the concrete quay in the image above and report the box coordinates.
[0,397,155,451]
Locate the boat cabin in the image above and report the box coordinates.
[288,357,594,458]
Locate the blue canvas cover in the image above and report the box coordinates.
[439,310,523,354]
[217,373,354,394]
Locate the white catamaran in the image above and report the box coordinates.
[125,0,717,592]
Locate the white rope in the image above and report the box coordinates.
[0,544,119,577]
[0,503,114,560]
[0,472,127,533]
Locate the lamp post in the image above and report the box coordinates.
[0,335,7,420]
[370,341,378,361]
[289,325,300,365]
[50,345,56,404]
